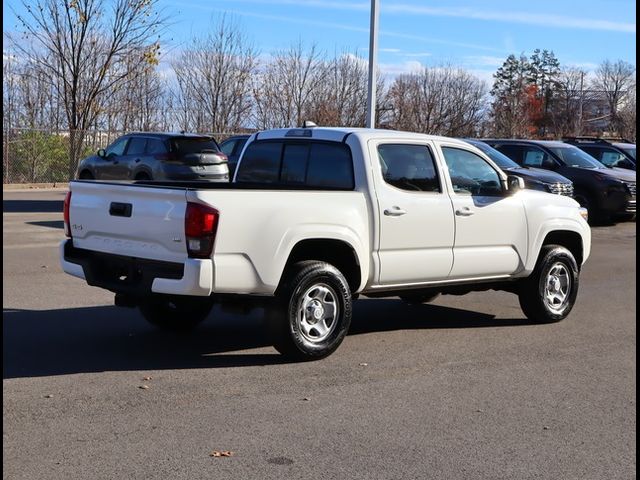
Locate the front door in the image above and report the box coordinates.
[439,144,527,279]
[373,141,455,285]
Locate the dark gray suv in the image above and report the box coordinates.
[77,132,229,181]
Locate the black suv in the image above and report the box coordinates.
[77,132,229,181]
[562,137,636,171]
[464,139,574,197]
[482,139,636,222]
[219,134,250,178]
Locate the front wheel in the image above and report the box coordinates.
[518,245,579,323]
[268,261,352,360]
[138,295,213,331]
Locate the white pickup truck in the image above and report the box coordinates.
[61,127,591,360]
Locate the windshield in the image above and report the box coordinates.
[620,146,636,160]
[548,146,606,169]
[466,140,520,169]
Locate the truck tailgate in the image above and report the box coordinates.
[69,181,188,263]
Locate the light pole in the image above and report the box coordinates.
[366,0,379,128]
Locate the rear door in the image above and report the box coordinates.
[370,140,455,284]
[69,181,188,263]
[438,143,527,279]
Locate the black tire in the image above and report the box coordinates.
[268,261,352,360]
[400,292,440,305]
[138,295,213,331]
[518,245,579,323]
[79,170,94,179]
[574,191,607,224]
[135,172,152,181]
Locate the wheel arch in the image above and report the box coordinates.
[278,238,364,293]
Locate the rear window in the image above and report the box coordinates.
[236,141,354,189]
[171,137,220,157]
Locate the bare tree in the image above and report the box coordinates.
[172,16,257,134]
[617,79,636,141]
[12,0,166,178]
[387,65,487,136]
[548,67,588,137]
[253,41,326,129]
[591,60,636,135]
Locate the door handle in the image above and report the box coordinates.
[384,206,407,216]
[455,207,474,217]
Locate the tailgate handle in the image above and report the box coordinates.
[109,202,132,217]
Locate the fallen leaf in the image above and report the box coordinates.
[210,451,234,457]
[139,385,150,390]
[44,394,53,398]
[359,362,368,367]
[142,376,153,381]
[302,397,311,401]
[543,426,550,430]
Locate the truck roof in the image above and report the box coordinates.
[255,127,474,147]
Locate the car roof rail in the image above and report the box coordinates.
[603,137,635,144]
[562,136,611,144]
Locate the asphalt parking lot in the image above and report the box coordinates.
[3,189,636,480]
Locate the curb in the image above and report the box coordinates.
[3,183,69,191]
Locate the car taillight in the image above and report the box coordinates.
[63,191,72,238]
[185,202,219,258]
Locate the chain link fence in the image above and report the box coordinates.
[2,128,247,184]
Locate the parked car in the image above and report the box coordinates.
[463,139,574,197]
[62,127,591,360]
[77,132,229,182]
[219,134,250,178]
[562,137,636,171]
[482,139,636,222]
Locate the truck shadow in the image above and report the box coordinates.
[3,300,533,379]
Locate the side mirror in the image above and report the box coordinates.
[97,148,106,158]
[507,175,525,192]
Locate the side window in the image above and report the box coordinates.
[306,143,354,189]
[236,141,283,183]
[377,144,440,192]
[126,137,147,156]
[599,149,627,167]
[235,138,248,155]
[522,147,549,167]
[441,147,503,196]
[146,138,167,154]
[494,145,524,165]
[581,147,603,162]
[220,140,236,156]
[106,137,128,157]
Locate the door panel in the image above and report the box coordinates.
[439,145,527,279]
[372,141,455,285]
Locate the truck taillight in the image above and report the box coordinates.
[63,191,72,238]
[185,202,219,258]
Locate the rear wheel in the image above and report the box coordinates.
[139,295,213,331]
[135,172,152,181]
[79,170,94,179]
[518,245,579,323]
[268,261,352,360]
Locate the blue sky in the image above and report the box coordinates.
[3,0,636,81]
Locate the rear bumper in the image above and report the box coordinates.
[60,240,213,297]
